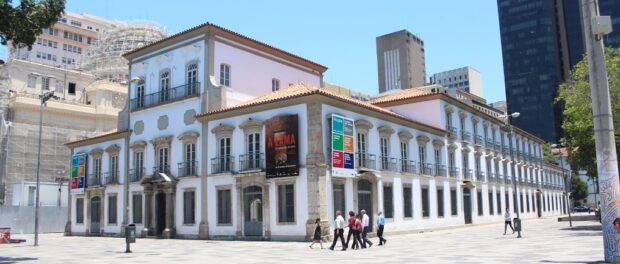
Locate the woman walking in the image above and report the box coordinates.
[352,214,364,249]
[504,208,515,235]
[309,218,323,249]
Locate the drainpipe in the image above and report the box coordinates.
[122,64,132,235]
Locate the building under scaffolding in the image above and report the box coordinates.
[81,22,166,82]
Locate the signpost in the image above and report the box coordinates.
[71,153,87,194]
[331,114,355,177]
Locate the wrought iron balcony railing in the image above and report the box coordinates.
[130,82,201,111]
[435,164,447,177]
[129,168,145,182]
[447,126,458,139]
[400,159,417,174]
[379,156,398,171]
[448,166,460,178]
[356,152,376,170]
[178,160,199,177]
[463,169,473,180]
[474,135,483,145]
[103,171,119,185]
[211,156,234,174]
[87,173,102,187]
[461,130,471,142]
[419,162,434,176]
[239,153,265,172]
[476,171,485,182]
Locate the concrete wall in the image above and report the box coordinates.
[0,206,67,234]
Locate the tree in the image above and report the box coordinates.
[0,0,65,48]
[556,48,620,178]
[571,173,589,204]
[542,143,556,164]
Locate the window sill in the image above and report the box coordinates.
[276,222,296,225]
[216,223,233,226]
[183,223,196,226]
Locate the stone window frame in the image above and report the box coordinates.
[216,185,233,226]
[131,191,143,224]
[130,141,147,176]
[355,120,373,155]
[416,135,430,166]
[378,126,395,170]
[274,179,297,225]
[458,111,468,132]
[239,119,264,155]
[159,68,171,93]
[444,106,454,128]
[150,136,173,173]
[75,197,84,224]
[398,131,413,171]
[107,193,118,226]
[436,187,445,218]
[186,60,199,85]
[183,187,197,225]
[135,75,146,102]
[402,183,413,219]
[211,124,235,173]
[105,144,121,179]
[382,182,395,219]
[178,131,200,174]
[471,116,479,137]
[421,185,430,218]
[220,63,231,87]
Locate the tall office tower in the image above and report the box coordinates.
[8,12,119,69]
[498,0,620,142]
[376,30,426,93]
[430,67,483,98]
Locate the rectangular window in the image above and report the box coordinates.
[159,70,171,101]
[134,151,144,177]
[278,184,295,223]
[380,137,389,170]
[488,192,493,215]
[185,143,197,175]
[477,191,483,216]
[68,82,76,95]
[451,189,458,216]
[333,184,345,214]
[108,196,117,224]
[437,188,444,217]
[157,147,169,173]
[246,133,260,170]
[220,64,230,86]
[110,155,118,179]
[217,189,232,224]
[434,148,441,165]
[520,194,524,213]
[27,75,36,88]
[403,186,412,218]
[526,194,530,213]
[383,185,393,218]
[272,78,280,91]
[422,187,430,217]
[132,194,142,224]
[186,63,198,94]
[42,77,50,90]
[183,190,195,224]
[419,146,426,164]
[496,193,502,214]
[94,157,102,178]
[219,137,231,172]
[136,78,145,107]
[76,198,84,223]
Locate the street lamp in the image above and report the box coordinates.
[34,90,59,247]
[499,112,522,238]
[551,144,573,227]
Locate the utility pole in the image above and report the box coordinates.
[581,0,620,261]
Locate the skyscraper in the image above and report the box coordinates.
[497,0,620,142]
[430,66,483,98]
[376,30,426,93]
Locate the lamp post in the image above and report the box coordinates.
[34,90,59,247]
[500,112,521,238]
[551,144,573,227]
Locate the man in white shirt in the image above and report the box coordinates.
[329,211,346,251]
[361,209,373,248]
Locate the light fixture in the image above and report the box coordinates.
[130,76,142,84]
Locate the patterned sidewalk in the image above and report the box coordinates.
[0,215,603,263]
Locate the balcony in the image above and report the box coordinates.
[497,174,504,183]
[505,177,512,184]
[129,168,145,182]
[211,156,235,174]
[87,173,102,187]
[463,169,473,180]
[434,164,447,177]
[494,142,501,151]
[130,82,201,111]
[476,171,485,182]
[448,166,460,178]
[178,160,199,177]
[502,145,510,155]
[152,164,171,180]
[461,130,471,142]
[239,153,265,172]
[419,162,434,176]
[487,172,495,183]
[447,126,458,140]
[103,171,119,185]
[379,156,398,171]
[400,160,417,174]
[356,153,376,170]
[485,139,494,149]
[474,135,483,145]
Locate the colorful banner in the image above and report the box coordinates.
[266,114,299,178]
[332,114,356,177]
[71,153,87,194]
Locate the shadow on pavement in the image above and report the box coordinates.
[541,261,605,264]
[560,225,602,231]
[0,256,38,264]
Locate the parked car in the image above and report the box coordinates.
[574,205,591,212]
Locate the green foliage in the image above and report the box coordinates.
[542,143,556,164]
[556,48,620,177]
[571,174,588,203]
[0,0,66,48]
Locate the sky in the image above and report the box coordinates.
[0,0,507,102]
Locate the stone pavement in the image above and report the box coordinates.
[0,215,603,264]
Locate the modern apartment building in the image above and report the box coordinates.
[497,0,620,142]
[8,12,119,69]
[430,67,483,98]
[376,30,426,93]
[64,22,567,241]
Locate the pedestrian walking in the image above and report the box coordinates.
[361,209,373,248]
[309,218,323,249]
[352,214,364,249]
[376,211,387,245]
[329,211,346,251]
[344,211,356,249]
[504,208,515,235]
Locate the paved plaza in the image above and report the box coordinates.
[1,214,602,264]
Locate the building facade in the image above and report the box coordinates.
[376,30,426,93]
[65,23,568,241]
[497,0,620,143]
[430,67,483,98]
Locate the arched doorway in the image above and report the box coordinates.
[244,186,263,237]
[357,179,373,231]
[463,188,472,224]
[90,197,101,234]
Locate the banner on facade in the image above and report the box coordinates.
[71,153,87,194]
[266,114,299,178]
[332,114,356,177]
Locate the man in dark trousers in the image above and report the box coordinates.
[361,209,373,248]
[329,210,346,251]
[344,211,355,249]
[376,211,387,245]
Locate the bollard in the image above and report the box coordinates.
[125,224,136,253]
[513,218,522,232]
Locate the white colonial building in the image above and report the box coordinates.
[65,22,568,241]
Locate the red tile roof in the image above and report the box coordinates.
[370,87,433,105]
[65,129,129,147]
